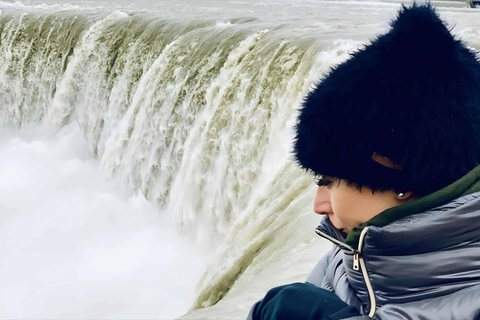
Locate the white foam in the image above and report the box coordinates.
[0,123,204,319]
[0,0,104,12]
[216,20,232,27]
[0,1,29,9]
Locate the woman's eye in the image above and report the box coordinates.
[315,176,333,187]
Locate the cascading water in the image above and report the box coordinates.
[0,0,479,319]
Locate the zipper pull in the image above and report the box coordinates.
[353,252,360,271]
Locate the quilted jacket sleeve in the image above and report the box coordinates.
[306,245,338,289]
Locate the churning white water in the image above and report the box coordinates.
[0,0,479,319]
[0,123,205,319]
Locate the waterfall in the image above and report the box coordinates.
[1,2,479,318]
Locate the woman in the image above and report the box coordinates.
[250,4,480,320]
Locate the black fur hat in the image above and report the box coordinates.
[294,4,480,196]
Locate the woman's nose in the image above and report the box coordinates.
[313,186,333,215]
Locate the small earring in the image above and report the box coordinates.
[396,191,413,200]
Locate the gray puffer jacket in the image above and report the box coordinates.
[255,166,480,319]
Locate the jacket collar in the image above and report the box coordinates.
[356,191,480,310]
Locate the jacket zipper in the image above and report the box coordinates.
[315,227,376,318]
[357,227,376,317]
[315,229,360,264]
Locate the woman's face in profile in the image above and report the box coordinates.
[313,177,405,233]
